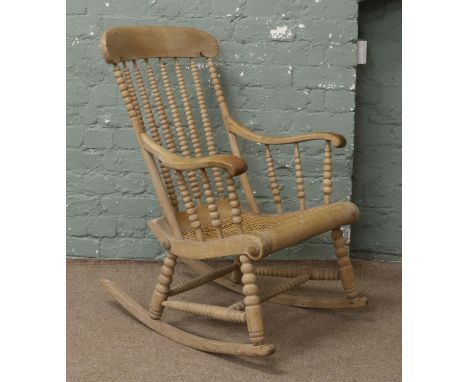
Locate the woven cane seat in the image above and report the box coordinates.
[182,201,359,250]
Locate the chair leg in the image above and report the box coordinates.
[230,255,242,284]
[149,252,177,319]
[239,254,264,345]
[331,228,360,302]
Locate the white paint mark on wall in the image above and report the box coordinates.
[318,82,338,89]
[269,25,293,41]
[72,37,80,46]
[239,71,244,77]
[297,24,305,29]
[105,2,110,7]
[288,65,293,75]
[104,114,111,124]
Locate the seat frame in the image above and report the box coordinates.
[99,25,368,357]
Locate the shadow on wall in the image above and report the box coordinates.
[351,0,402,261]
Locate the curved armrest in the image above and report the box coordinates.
[140,133,247,176]
[225,117,346,148]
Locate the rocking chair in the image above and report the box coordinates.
[99,25,368,357]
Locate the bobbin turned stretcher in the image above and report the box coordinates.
[99,25,368,357]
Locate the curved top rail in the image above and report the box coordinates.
[101,25,219,64]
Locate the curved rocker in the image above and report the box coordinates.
[101,279,276,357]
[181,259,368,309]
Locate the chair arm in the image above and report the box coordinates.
[140,133,248,176]
[225,116,346,148]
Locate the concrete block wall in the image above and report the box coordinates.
[351,0,402,260]
[67,0,359,260]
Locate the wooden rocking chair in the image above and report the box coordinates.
[99,25,368,357]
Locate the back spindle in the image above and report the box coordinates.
[144,59,177,154]
[112,62,182,236]
[323,141,332,204]
[122,62,144,130]
[112,64,141,132]
[132,60,159,139]
[174,58,203,159]
[132,59,178,210]
[159,59,202,204]
[207,58,259,213]
[207,58,244,280]
[176,170,203,241]
[207,58,229,118]
[190,58,225,198]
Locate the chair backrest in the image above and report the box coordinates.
[101,26,257,240]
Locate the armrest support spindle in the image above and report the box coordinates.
[294,143,306,210]
[323,141,332,204]
[265,145,283,214]
[200,169,223,238]
[226,176,243,234]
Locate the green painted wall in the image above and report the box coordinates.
[66,0,360,260]
[351,0,402,260]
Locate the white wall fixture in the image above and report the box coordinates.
[357,40,367,64]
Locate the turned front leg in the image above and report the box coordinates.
[331,228,359,301]
[149,252,177,319]
[240,255,264,345]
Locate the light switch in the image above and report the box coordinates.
[357,40,367,64]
